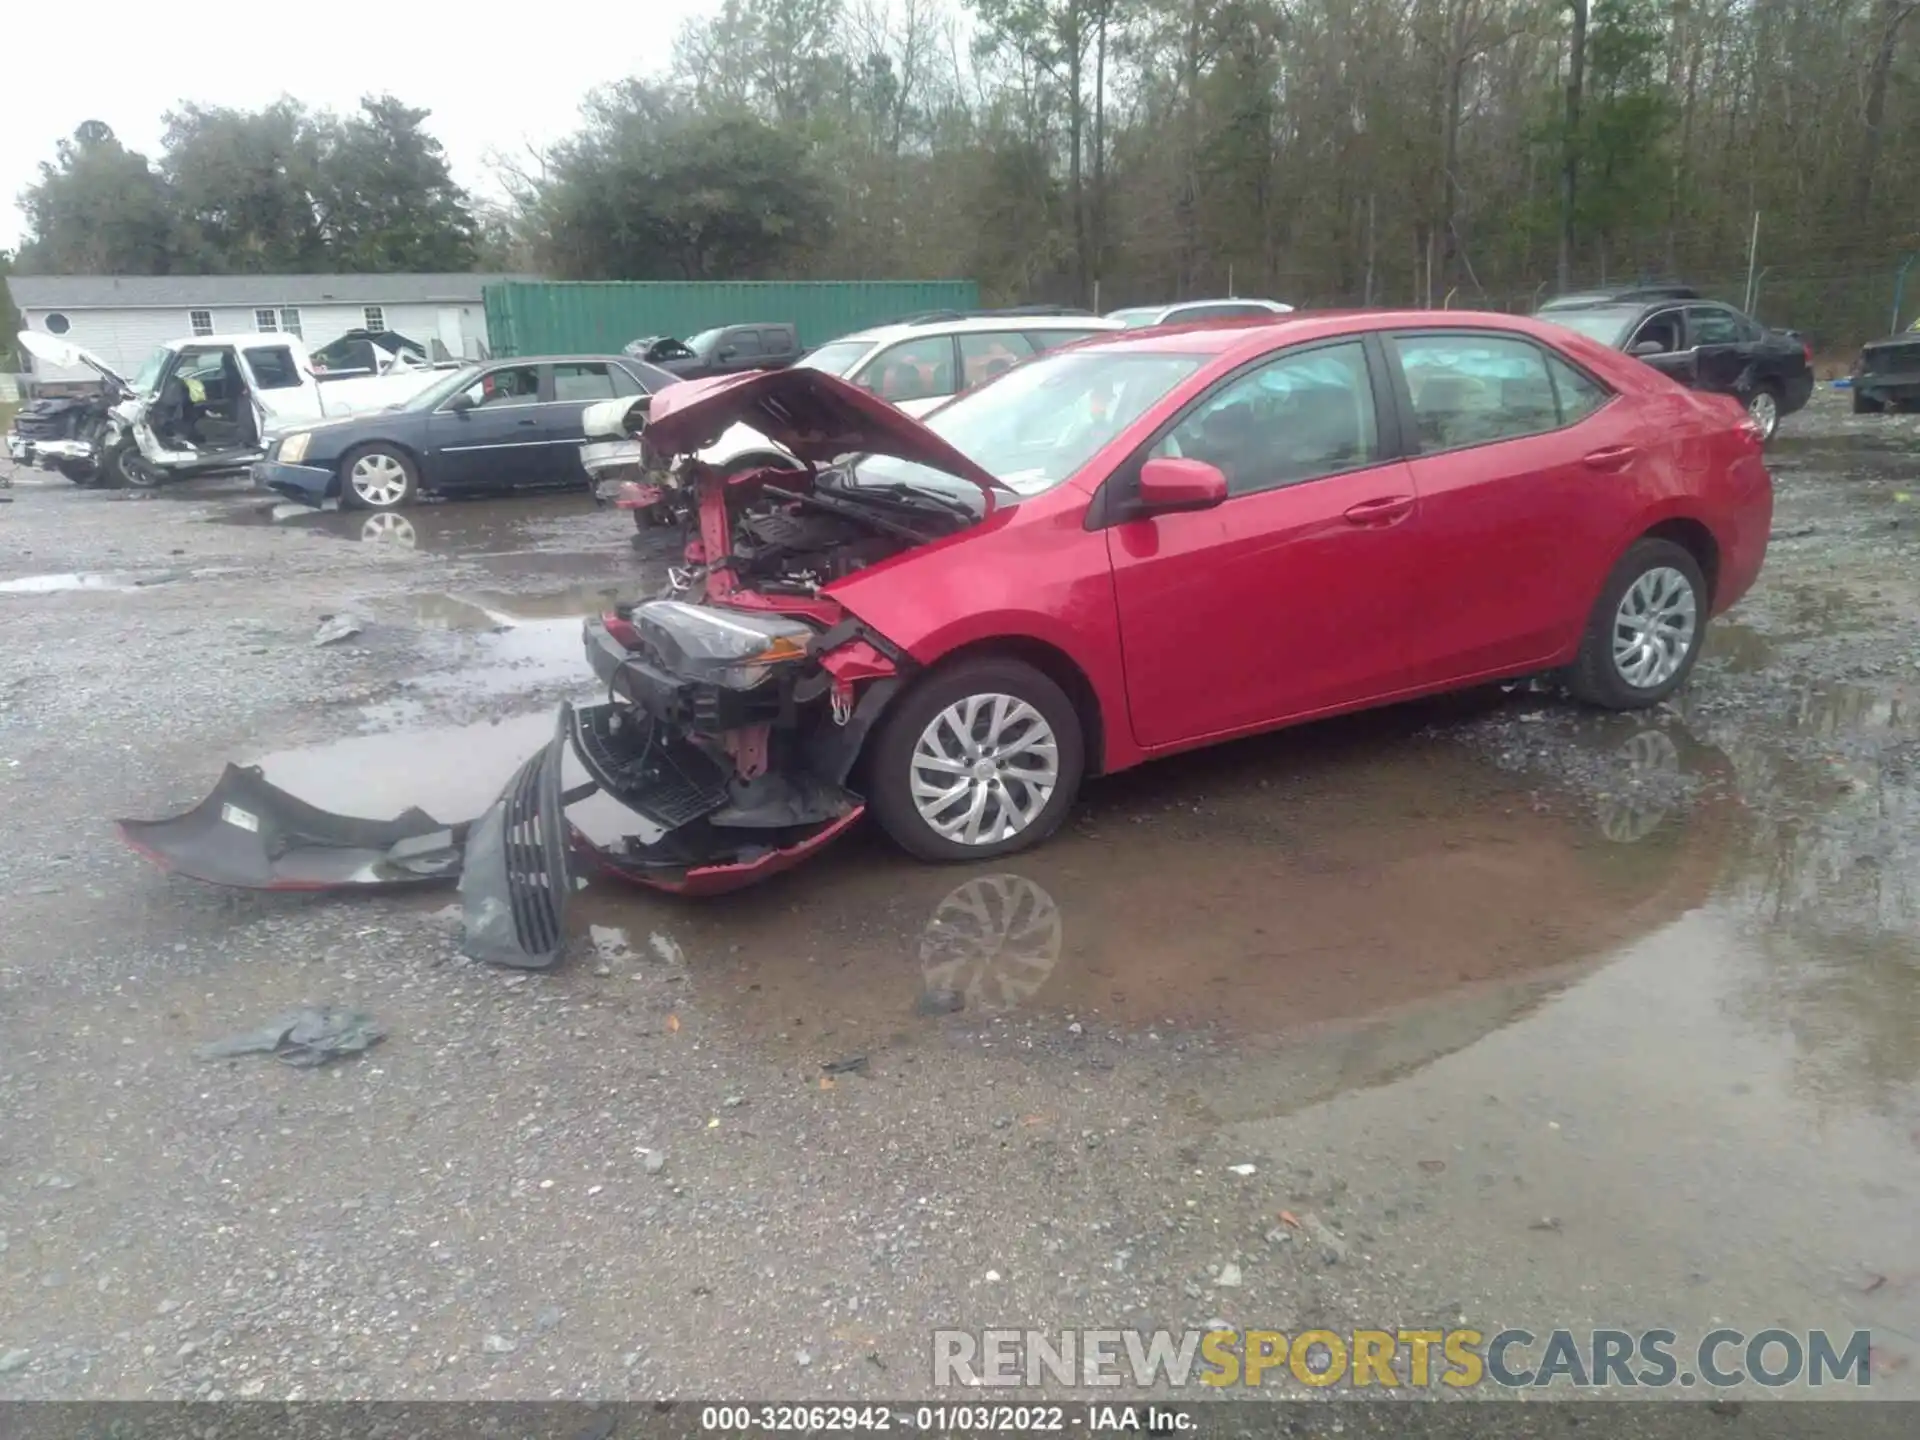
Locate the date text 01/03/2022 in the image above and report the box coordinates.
[699,1404,1166,1432]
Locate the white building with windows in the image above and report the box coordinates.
[8,272,535,384]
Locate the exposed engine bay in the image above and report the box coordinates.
[728,471,973,591]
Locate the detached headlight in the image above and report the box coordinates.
[279,431,313,464]
[634,600,814,691]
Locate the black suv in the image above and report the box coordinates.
[1535,285,1813,441]
[1850,325,1920,414]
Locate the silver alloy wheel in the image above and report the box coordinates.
[1612,565,1699,690]
[348,452,410,507]
[917,874,1064,1015]
[359,512,416,547]
[909,692,1060,845]
[1746,388,1778,439]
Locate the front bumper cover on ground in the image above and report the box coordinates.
[116,701,864,969]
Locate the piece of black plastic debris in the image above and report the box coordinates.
[195,1006,385,1068]
[821,1055,870,1076]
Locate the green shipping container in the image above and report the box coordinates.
[483,280,981,358]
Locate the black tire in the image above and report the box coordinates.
[1566,538,1708,710]
[338,444,418,511]
[104,437,157,489]
[1852,389,1884,415]
[866,656,1086,863]
[53,459,96,485]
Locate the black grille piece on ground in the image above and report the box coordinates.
[458,706,573,969]
[570,702,730,831]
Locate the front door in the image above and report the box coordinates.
[1382,328,1635,683]
[425,363,551,491]
[1684,304,1752,394]
[1626,306,1695,384]
[1104,338,1427,748]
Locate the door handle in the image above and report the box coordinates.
[1342,495,1414,525]
[1582,445,1638,471]
[516,418,538,426]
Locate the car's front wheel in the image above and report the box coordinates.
[867,657,1086,863]
[1566,538,1708,710]
[341,445,418,510]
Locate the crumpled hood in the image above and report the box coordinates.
[17,330,131,391]
[640,368,1004,497]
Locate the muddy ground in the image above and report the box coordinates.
[0,389,1917,1420]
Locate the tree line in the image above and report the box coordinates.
[10,0,1920,347]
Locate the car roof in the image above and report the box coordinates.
[1075,308,1617,360]
[1112,298,1291,319]
[828,314,1127,348]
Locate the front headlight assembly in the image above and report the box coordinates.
[279,430,313,464]
[633,601,815,691]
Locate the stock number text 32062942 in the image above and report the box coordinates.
[699,1404,1077,1432]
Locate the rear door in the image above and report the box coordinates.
[1684,304,1751,394]
[1103,336,1427,747]
[240,342,321,437]
[1383,328,1633,683]
[545,361,646,484]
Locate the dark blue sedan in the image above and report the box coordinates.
[254,354,678,510]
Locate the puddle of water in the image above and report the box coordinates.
[0,569,185,594]
[217,492,607,559]
[402,586,631,632]
[1700,618,1773,673]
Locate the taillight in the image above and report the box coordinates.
[1802,341,1813,367]
[600,612,642,649]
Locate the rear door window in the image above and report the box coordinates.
[1686,306,1744,347]
[1390,333,1567,450]
[552,362,626,402]
[243,346,303,390]
[959,331,1037,388]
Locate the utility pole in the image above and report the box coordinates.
[1742,212,1761,312]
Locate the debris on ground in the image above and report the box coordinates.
[1295,1210,1348,1264]
[1215,1262,1243,1288]
[0,1349,30,1375]
[1228,1163,1258,1177]
[194,1006,385,1068]
[648,932,685,966]
[312,612,367,647]
[821,1055,869,1076]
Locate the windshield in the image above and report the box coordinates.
[130,347,169,396]
[792,341,872,377]
[848,349,1207,499]
[1106,308,1165,329]
[398,364,485,413]
[685,328,726,355]
[1537,306,1639,347]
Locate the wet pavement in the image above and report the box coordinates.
[1,391,1918,1410]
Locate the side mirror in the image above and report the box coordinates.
[1137,456,1228,515]
[446,391,475,412]
[1628,340,1666,358]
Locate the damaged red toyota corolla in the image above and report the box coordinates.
[121,312,1773,967]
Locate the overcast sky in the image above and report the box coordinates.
[2,0,716,254]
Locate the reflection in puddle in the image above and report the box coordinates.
[218,492,609,559]
[0,569,184,594]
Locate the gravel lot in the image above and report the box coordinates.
[0,390,1916,1418]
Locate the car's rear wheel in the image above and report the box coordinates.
[341,445,417,510]
[1566,538,1707,710]
[1743,382,1781,441]
[867,657,1086,863]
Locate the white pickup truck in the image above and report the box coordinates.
[16,330,457,488]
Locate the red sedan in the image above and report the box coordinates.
[124,310,1772,968]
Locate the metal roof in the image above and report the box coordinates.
[7,273,541,311]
